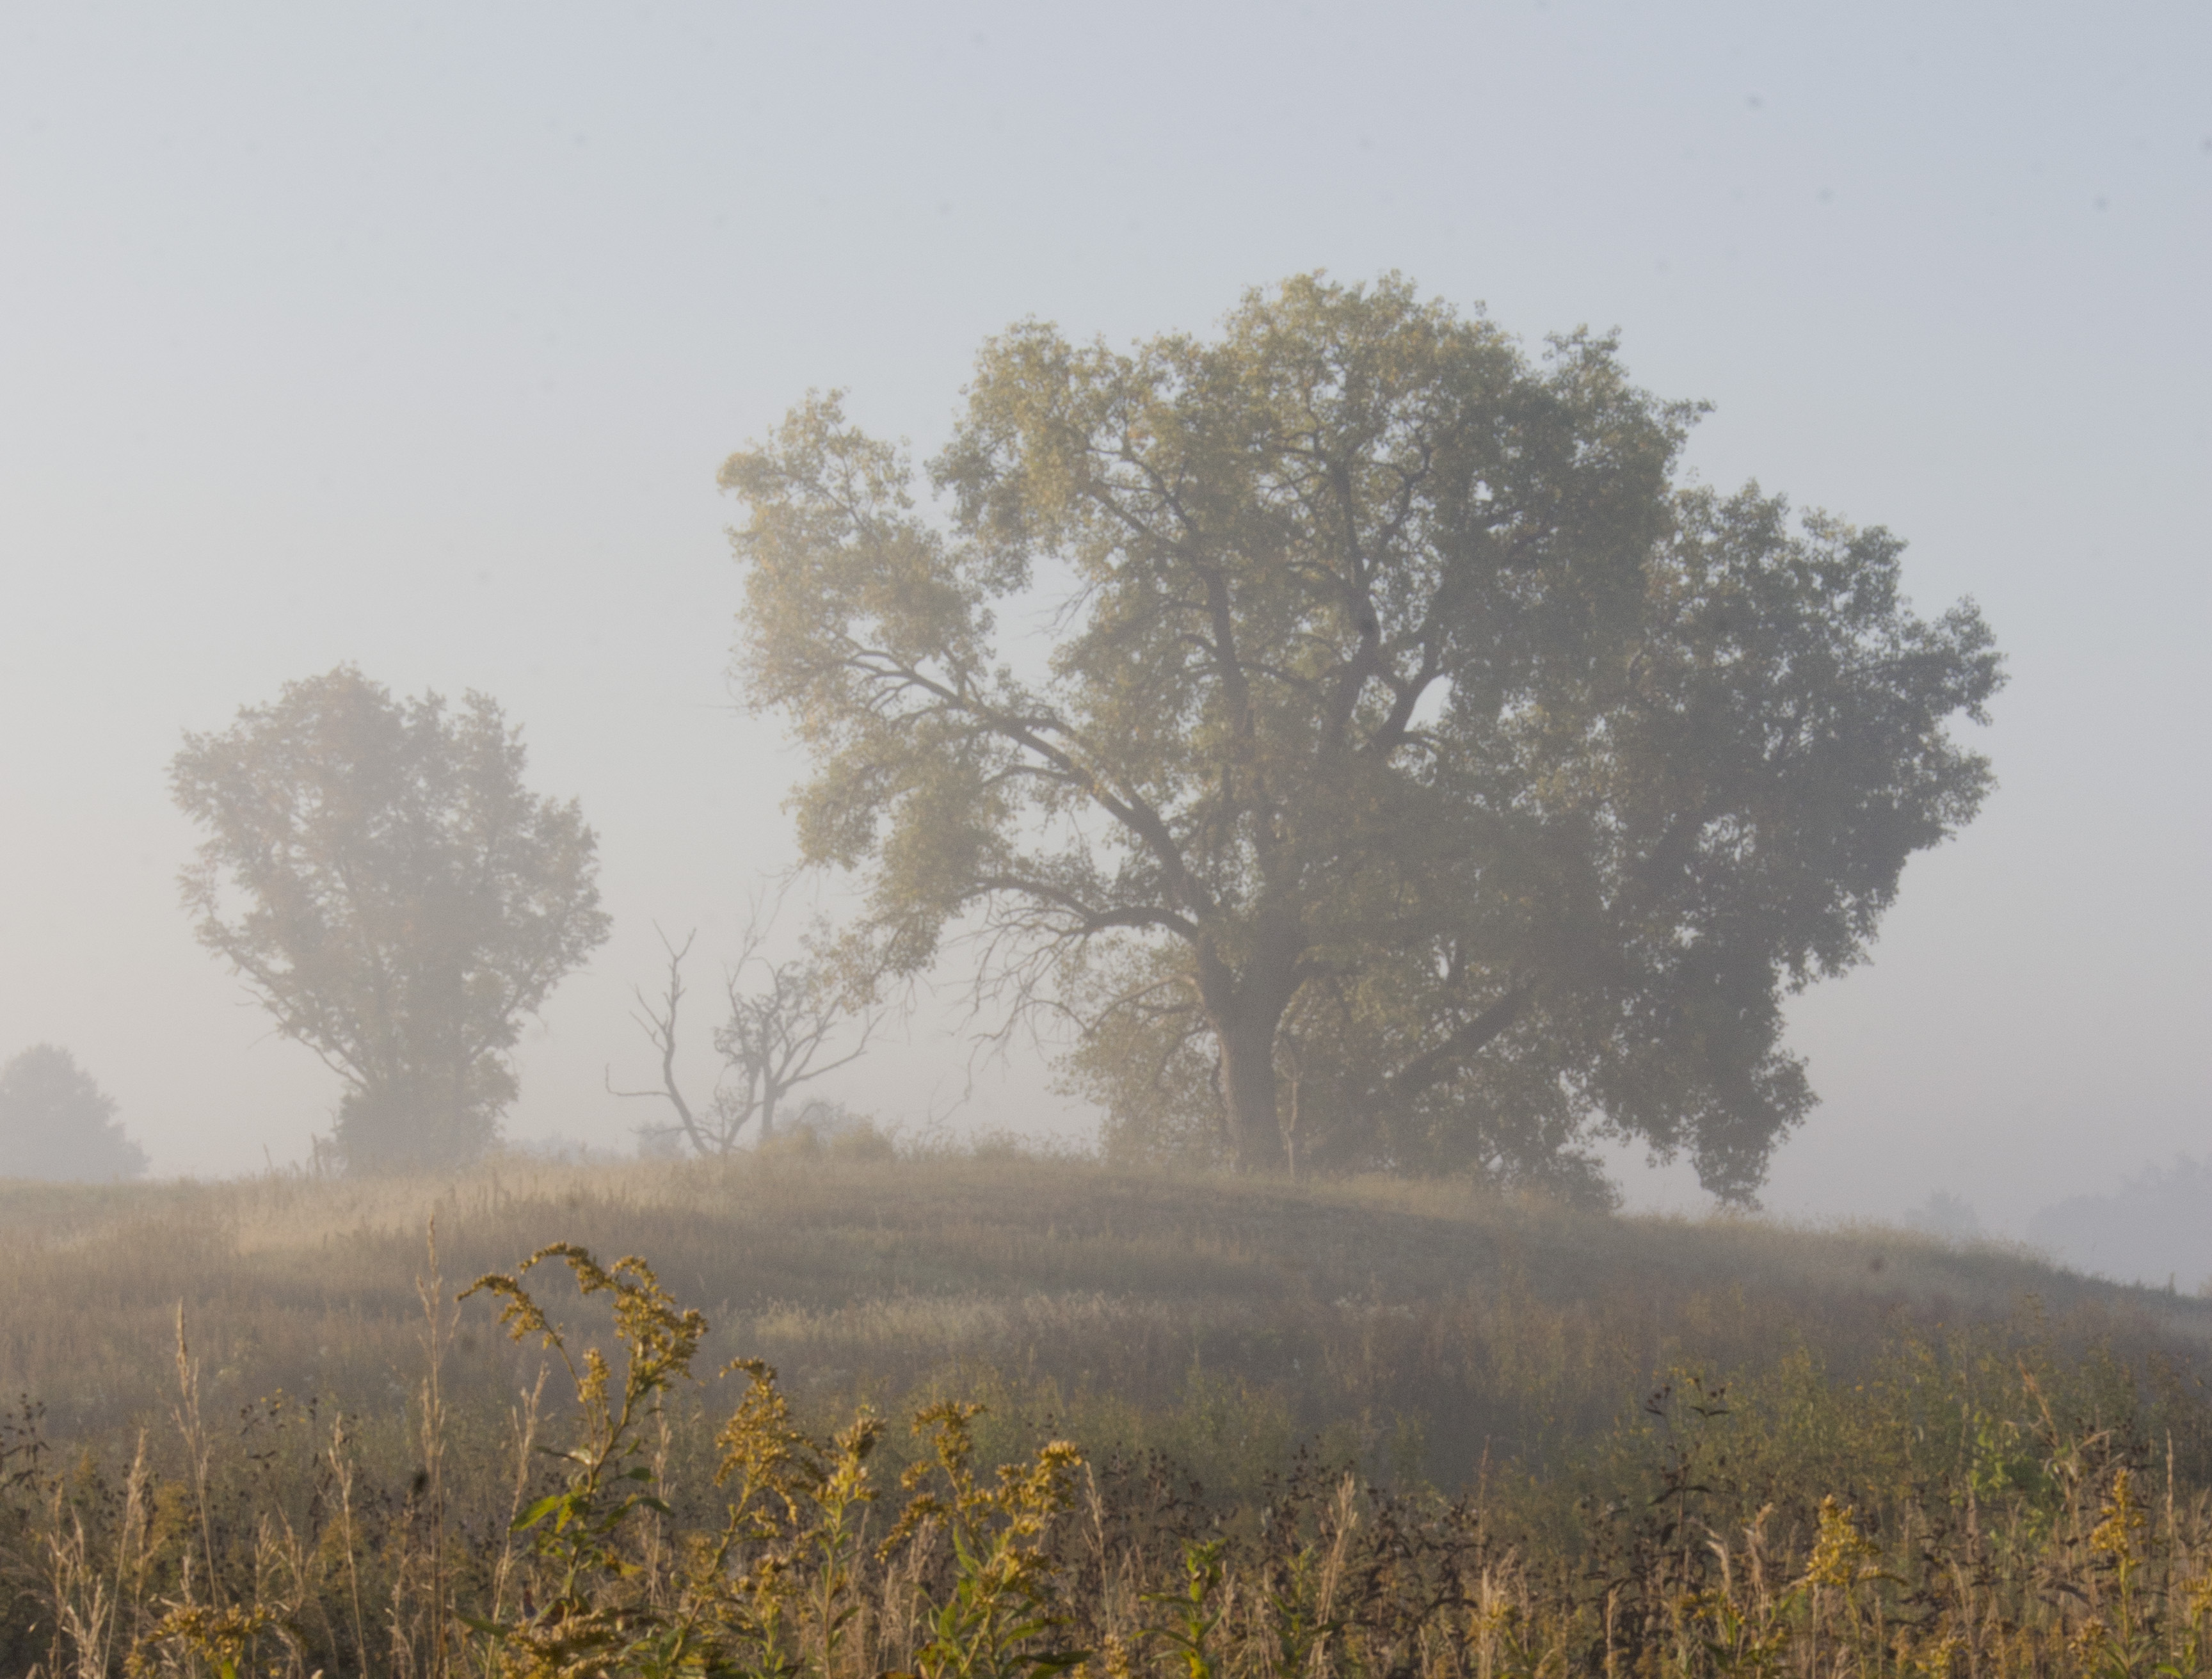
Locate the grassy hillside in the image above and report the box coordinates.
[11,1148,2212,1676]
[5,1146,2205,1486]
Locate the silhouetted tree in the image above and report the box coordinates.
[0,1045,147,1181]
[722,274,2003,1199]
[611,905,879,1156]
[171,667,611,1172]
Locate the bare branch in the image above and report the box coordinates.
[606,926,714,1156]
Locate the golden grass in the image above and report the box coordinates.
[3,1150,2204,1478]
[6,1163,2212,1677]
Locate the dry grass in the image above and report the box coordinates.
[6,1156,2212,1676]
[4,1151,2205,1475]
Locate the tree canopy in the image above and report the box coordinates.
[0,1044,147,1182]
[171,667,610,1171]
[720,275,2002,1200]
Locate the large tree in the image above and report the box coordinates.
[172,667,611,1171]
[720,275,2002,1198]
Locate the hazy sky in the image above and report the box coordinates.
[2,1,2205,1235]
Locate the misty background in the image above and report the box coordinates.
[1,3,2206,1269]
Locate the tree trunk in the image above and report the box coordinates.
[1217,1009,1288,1173]
[1195,913,1302,1174]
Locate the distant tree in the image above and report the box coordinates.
[1903,1190,1984,1245]
[2029,1159,2212,1289]
[611,906,880,1156]
[0,1045,147,1182]
[171,667,611,1172]
[721,273,2003,1200]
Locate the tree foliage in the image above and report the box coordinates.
[0,1043,147,1182]
[170,666,611,1171]
[720,275,2002,1198]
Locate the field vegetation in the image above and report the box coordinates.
[6,1145,2212,1675]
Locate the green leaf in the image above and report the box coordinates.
[514,1491,567,1531]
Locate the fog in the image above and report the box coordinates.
[1,4,2205,1264]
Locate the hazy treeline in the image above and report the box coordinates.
[110,276,2009,1206]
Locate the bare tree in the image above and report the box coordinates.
[608,926,719,1155]
[610,910,880,1157]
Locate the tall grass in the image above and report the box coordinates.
[6,1151,2212,1673]
[7,1152,2199,1462]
